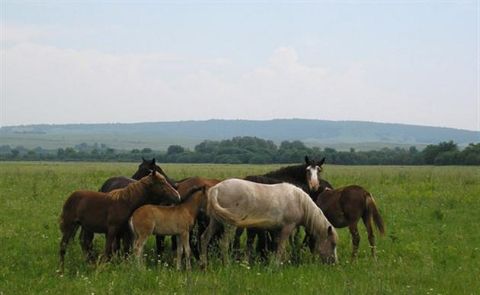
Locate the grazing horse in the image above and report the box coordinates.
[99,157,177,193]
[58,171,181,273]
[130,186,206,271]
[236,156,333,257]
[312,185,385,259]
[200,179,338,267]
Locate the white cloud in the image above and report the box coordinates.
[1,40,477,131]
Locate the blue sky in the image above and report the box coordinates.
[1,1,478,130]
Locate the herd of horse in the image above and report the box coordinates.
[58,157,385,272]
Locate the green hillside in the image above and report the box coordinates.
[1,119,478,151]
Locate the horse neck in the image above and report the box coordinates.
[115,179,149,207]
[299,191,327,240]
[264,165,306,187]
[181,193,203,217]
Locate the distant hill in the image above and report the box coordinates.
[0,119,478,151]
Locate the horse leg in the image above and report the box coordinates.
[275,224,296,264]
[176,235,183,271]
[362,214,377,259]
[183,232,192,271]
[233,227,244,260]
[349,222,360,260]
[200,218,220,268]
[59,222,79,274]
[220,225,236,265]
[133,233,148,265]
[80,228,95,262]
[245,229,256,263]
[155,235,165,259]
[103,227,119,261]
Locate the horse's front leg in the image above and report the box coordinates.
[104,226,119,261]
[275,223,296,264]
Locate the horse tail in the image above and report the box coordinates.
[365,192,385,235]
[128,217,136,240]
[207,186,242,225]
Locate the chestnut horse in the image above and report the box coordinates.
[58,171,180,273]
[154,177,221,258]
[200,179,338,267]
[312,185,385,259]
[130,186,206,271]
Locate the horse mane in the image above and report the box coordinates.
[108,176,150,201]
[295,188,329,239]
[262,163,306,182]
[244,175,283,184]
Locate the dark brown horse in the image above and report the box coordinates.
[236,156,333,258]
[99,158,177,193]
[312,185,385,259]
[58,171,181,273]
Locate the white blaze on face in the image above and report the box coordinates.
[306,165,320,191]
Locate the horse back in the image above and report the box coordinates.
[99,176,135,193]
[61,191,124,233]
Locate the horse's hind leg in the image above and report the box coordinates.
[59,222,79,274]
[362,214,376,259]
[220,225,236,265]
[348,222,360,260]
[80,228,95,262]
[200,218,221,268]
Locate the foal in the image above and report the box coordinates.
[313,185,385,259]
[58,171,180,273]
[130,186,206,271]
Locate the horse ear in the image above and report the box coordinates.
[142,156,146,162]
[327,225,334,237]
[318,157,326,166]
[305,156,310,165]
[152,158,156,165]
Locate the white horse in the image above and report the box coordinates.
[200,179,338,266]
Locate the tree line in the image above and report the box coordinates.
[0,137,478,165]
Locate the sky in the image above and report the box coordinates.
[0,1,478,131]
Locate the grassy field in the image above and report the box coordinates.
[0,162,479,294]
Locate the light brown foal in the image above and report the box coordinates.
[129,186,205,270]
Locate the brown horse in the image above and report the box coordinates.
[154,177,221,258]
[130,186,206,271]
[58,171,180,273]
[312,185,385,259]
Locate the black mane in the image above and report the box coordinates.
[245,163,333,195]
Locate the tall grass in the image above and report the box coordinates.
[0,162,478,294]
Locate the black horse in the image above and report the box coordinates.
[99,157,177,193]
[236,156,333,259]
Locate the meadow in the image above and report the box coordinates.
[0,162,478,294]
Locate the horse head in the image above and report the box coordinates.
[148,170,181,204]
[133,158,178,188]
[305,156,325,192]
[314,225,338,264]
